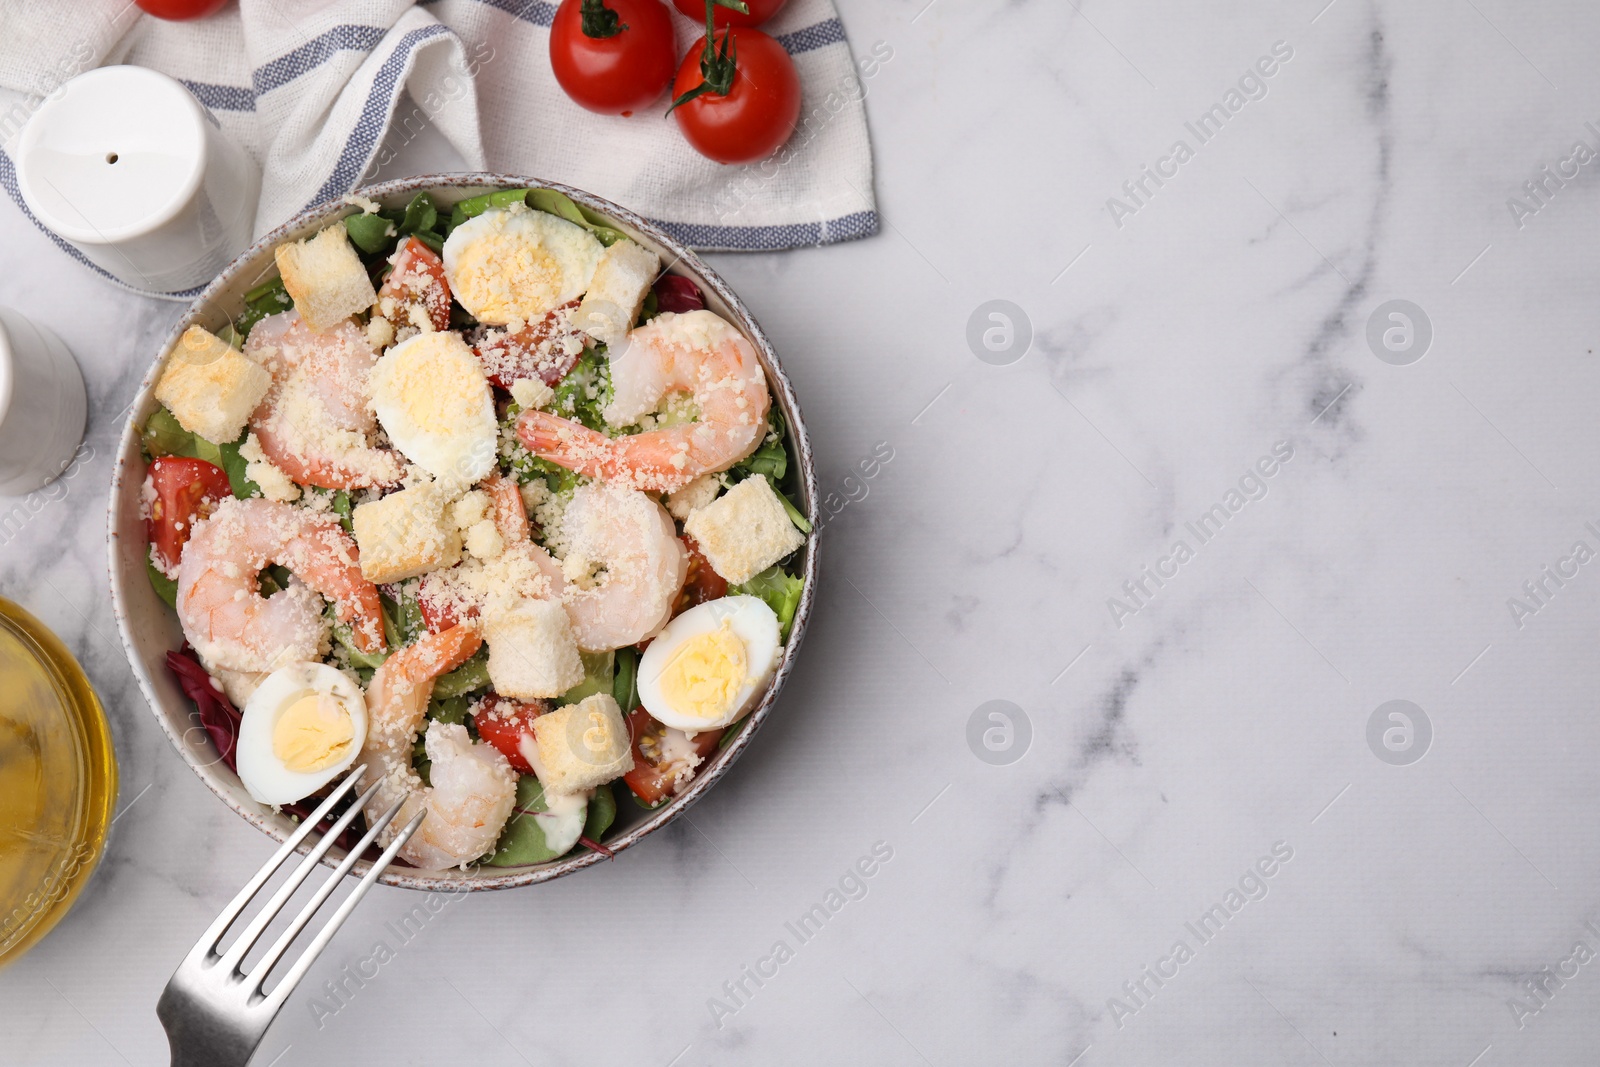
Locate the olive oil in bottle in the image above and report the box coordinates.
[0,598,115,966]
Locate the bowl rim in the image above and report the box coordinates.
[106,172,819,891]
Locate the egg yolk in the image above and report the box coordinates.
[272,693,355,773]
[384,336,482,433]
[456,234,561,324]
[658,621,747,722]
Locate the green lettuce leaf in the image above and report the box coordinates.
[732,410,788,481]
[330,613,389,669]
[551,350,612,432]
[397,191,439,237]
[428,693,473,727]
[556,650,614,706]
[343,211,396,254]
[526,188,625,246]
[485,775,589,866]
[718,716,749,751]
[147,559,178,609]
[217,439,260,499]
[733,567,803,639]
[612,647,638,712]
[448,188,531,230]
[584,783,616,844]
[235,276,293,338]
[432,646,491,699]
[379,589,423,648]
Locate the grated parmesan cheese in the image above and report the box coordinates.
[520,480,571,557]
[239,432,300,502]
[139,472,158,523]
[415,540,559,625]
[510,376,555,411]
[148,540,178,581]
[451,490,490,529]
[366,315,395,350]
[464,519,503,560]
[342,194,383,215]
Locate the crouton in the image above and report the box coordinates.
[153,326,271,445]
[683,476,805,584]
[350,482,461,584]
[274,224,377,333]
[532,693,633,794]
[483,599,585,700]
[573,238,659,349]
[666,473,721,521]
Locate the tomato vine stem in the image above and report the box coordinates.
[580,0,627,38]
[666,0,752,113]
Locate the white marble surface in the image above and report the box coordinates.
[7,0,1600,1063]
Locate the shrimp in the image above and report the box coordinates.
[177,497,385,674]
[359,625,518,869]
[559,483,687,651]
[244,311,404,490]
[484,470,531,544]
[516,310,770,493]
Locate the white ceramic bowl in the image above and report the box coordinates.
[108,175,818,891]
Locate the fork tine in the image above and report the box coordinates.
[257,805,428,1013]
[244,793,408,997]
[183,764,369,967]
[216,773,385,975]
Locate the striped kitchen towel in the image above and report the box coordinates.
[0,0,879,298]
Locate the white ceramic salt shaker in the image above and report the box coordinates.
[14,66,260,294]
[0,308,87,497]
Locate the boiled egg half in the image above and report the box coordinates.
[637,596,781,732]
[442,204,603,326]
[237,662,368,806]
[370,331,498,486]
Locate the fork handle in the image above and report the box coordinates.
[157,985,263,1067]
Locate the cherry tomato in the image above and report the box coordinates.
[473,300,584,391]
[550,0,678,116]
[673,536,728,617]
[671,27,800,165]
[135,0,229,19]
[375,236,451,334]
[671,0,788,28]
[146,456,233,569]
[622,707,725,805]
[473,694,547,774]
[417,589,474,633]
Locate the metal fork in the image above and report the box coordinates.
[157,765,424,1067]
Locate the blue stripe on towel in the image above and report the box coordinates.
[444,0,558,27]
[181,79,256,112]
[306,24,454,210]
[254,24,389,97]
[775,18,847,55]
[0,148,208,300]
[650,209,878,251]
